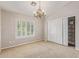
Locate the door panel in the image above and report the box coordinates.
[48,18,62,44]
[62,17,68,46]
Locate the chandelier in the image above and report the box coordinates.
[31,1,46,18]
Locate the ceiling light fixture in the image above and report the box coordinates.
[32,1,46,18]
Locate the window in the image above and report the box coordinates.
[16,20,35,38]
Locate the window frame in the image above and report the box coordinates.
[16,19,35,39]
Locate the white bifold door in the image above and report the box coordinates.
[48,18,63,44]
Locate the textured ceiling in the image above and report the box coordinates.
[0,1,79,17]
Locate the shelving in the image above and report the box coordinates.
[68,16,75,47]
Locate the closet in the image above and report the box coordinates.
[47,16,75,47]
[68,16,75,47]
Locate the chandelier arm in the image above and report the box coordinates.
[33,1,46,18]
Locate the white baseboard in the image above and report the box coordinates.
[1,39,43,50]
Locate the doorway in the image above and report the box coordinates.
[68,16,75,47]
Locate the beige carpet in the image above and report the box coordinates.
[0,41,79,58]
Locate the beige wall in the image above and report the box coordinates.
[1,9,44,49]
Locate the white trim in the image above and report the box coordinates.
[1,39,43,50]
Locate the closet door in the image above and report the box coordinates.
[48,19,57,43]
[48,18,63,44]
[62,17,68,46]
[56,18,62,44]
